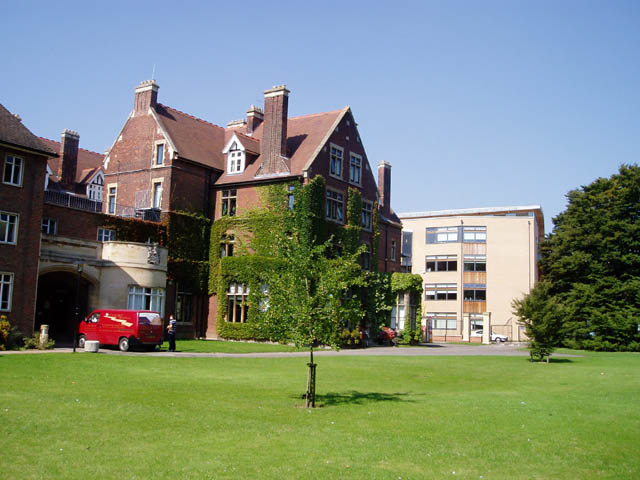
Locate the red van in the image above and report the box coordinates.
[78,310,163,351]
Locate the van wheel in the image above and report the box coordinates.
[118,337,130,352]
[78,335,86,349]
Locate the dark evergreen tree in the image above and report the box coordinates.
[526,164,640,351]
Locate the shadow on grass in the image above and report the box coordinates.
[313,390,417,407]
[530,357,575,364]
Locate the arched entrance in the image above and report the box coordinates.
[36,271,91,345]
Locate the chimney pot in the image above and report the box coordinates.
[246,105,264,135]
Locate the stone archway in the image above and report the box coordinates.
[35,271,91,345]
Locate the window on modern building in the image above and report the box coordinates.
[41,217,57,235]
[219,234,235,258]
[227,142,244,174]
[426,226,459,243]
[97,228,116,242]
[349,153,362,184]
[463,226,487,242]
[0,212,18,244]
[152,182,162,210]
[221,189,237,217]
[463,284,487,301]
[464,254,487,272]
[325,189,344,223]
[361,201,372,231]
[176,290,192,324]
[0,272,13,311]
[156,144,164,166]
[3,155,23,186]
[425,255,457,272]
[330,144,343,178]
[108,187,116,214]
[226,282,249,323]
[288,185,295,210]
[391,240,397,261]
[427,312,457,330]
[470,314,484,330]
[425,283,457,301]
[127,286,165,317]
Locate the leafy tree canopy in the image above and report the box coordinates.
[524,164,640,351]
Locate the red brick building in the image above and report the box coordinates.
[0,104,56,334]
[104,81,402,338]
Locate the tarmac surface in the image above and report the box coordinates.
[1,342,581,358]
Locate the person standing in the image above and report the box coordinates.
[167,314,177,352]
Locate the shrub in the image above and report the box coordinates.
[339,328,361,348]
[397,327,422,345]
[0,316,9,350]
[23,332,55,350]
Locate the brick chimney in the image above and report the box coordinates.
[246,105,264,135]
[377,161,392,215]
[134,80,159,114]
[259,85,290,175]
[59,129,79,188]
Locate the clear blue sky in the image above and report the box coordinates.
[3,0,639,233]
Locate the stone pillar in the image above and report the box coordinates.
[462,313,470,342]
[482,312,491,344]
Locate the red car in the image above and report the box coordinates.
[78,309,163,351]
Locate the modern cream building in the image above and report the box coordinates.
[399,205,543,343]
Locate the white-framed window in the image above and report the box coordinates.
[463,226,487,243]
[428,312,457,330]
[361,243,371,270]
[127,286,165,317]
[288,185,295,210]
[0,273,13,311]
[152,182,162,209]
[425,283,457,301]
[226,282,249,323]
[329,144,343,179]
[325,189,344,223]
[97,228,116,242]
[3,155,23,186]
[221,189,237,217]
[155,143,165,166]
[349,153,362,185]
[362,201,372,231]
[390,292,418,331]
[426,255,457,272]
[42,217,57,235]
[470,314,484,330]
[220,234,234,258]
[0,212,18,244]
[227,141,245,174]
[87,173,104,201]
[107,186,117,214]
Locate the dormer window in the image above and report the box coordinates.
[223,137,247,174]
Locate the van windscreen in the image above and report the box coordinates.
[138,313,162,326]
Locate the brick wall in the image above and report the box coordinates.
[42,203,110,242]
[0,146,47,333]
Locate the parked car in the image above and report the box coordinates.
[471,329,508,343]
[78,309,163,351]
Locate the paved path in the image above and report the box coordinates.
[1,343,580,358]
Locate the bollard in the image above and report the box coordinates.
[39,325,49,347]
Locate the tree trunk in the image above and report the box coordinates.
[305,347,317,408]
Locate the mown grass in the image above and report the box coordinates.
[0,350,638,479]
[158,339,299,353]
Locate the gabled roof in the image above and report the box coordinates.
[155,104,226,170]
[216,108,345,185]
[0,104,56,157]
[38,137,104,185]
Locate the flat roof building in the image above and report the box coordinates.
[398,205,543,343]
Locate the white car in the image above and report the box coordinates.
[471,330,508,343]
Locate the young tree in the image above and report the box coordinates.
[257,176,364,407]
[522,164,640,351]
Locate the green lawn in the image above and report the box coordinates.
[159,339,299,353]
[1,350,638,479]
